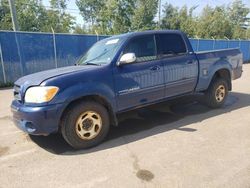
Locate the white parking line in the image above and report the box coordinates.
[0,149,36,162]
[0,130,23,136]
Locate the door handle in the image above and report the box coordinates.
[186,61,194,65]
[150,65,160,71]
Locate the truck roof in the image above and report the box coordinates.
[110,30,184,39]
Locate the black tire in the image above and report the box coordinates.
[61,101,110,149]
[204,78,228,108]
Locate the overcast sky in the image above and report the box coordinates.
[43,0,250,25]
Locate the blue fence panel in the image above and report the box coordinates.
[0,31,249,83]
[189,38,250,62]
[189,39,198,51]
[55,34,108,67]
[240,41,250,62]
[0,32,22,82]
[228,40,240,48]
[18,32,55,75]
[214,40,229,50]
[198,39,214,51]
[0,45,4,83]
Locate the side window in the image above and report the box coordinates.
[124,35,156,63]
[157,34,187,56]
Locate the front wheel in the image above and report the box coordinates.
[61,101,110,149]
[204,78,229,108]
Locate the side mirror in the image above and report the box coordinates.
[117,53,136,66]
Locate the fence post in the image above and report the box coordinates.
[212,37,215,50]
[51,27,58,68]
[195,36,200,51]
[14,32,25,76]
[0,41,6,83]
[95,30,99,42]
[224,37,229,49]
[248,39,250,62]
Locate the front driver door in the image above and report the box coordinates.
[113,34,165,111]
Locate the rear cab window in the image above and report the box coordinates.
[123,35,157,63]
[156,34,187,57]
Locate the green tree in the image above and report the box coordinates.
[41,0,75,33]
[229,0,249,25]
[0,0,75,33]
[0,0,47,31]
[50,0,67,9]
[160,0,250,39]
[73,24,89,34]
[160,4,197,37]
[95,0,135,34]
[76,0,158,34]
[40,10,74,33]
[228,0,250,39]
[76,0,135,35]
[131,0,158,31]
[76,0,104,26]
[160,3,180,30]
[0,0,12,30]
[196,6,233,39]
[177,6,197,37]
[16,0,48,32]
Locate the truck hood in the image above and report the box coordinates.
[15,65,94,87]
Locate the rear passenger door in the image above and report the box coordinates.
[156,33,198,97]
[114,34,165,111]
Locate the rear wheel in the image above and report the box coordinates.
[204,78,228,108]
[61,101,110,149]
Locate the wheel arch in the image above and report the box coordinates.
[209,68,232,91]
[59,94,118,132]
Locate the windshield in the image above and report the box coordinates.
[78,36,125,65]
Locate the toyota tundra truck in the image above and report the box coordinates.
[11,30,243,149]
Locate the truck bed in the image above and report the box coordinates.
[195,48,243,91]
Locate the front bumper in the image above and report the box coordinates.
[11,100,65,135]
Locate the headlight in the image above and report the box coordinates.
[25,86,59,103]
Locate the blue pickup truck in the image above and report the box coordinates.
[11,30,243,149]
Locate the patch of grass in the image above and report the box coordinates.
[0,82,14,88]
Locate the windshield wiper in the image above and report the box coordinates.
[83,50,108,65]
[85,62,101,66]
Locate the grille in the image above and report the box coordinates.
[13,85,21,102]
